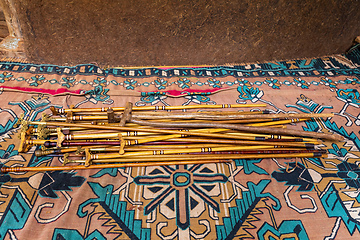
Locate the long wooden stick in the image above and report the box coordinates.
[129,112,334,120]
[1,159,232,173]
[63,152,327,164]
[89,145,285,160]
[12,102,341,173]
[26,121,343,141]
[66,110,269,117]
[62,112,333,121]
[42,131,319,149]
[90,152,327,163]
[1,150,328,173]
[59,127,319,146]
[35,147,80,156]
[31,122,240,140]
[224,132,318,142]
[53,104,267,114]
[130,119,343,141]
[51,112,316,122]
[56,125,313,142]
[59,148,325,158]
[246,118,309,127]
[61,128,229,144]
[113,138,315,148]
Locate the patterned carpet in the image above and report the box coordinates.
[0,45,360,239]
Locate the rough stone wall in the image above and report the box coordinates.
[14,0,360,66]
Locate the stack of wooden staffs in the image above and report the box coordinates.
[1,102,344,173]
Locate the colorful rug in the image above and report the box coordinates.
[0,45,360,239]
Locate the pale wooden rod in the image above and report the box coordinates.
[130,119,343,141]
[1,159,232,173]
[59,112,332,121]
[88,152,327,163]
[26,120,343,141]
[57,127,319,145]
[125,112,333,120]
[89,145,284,160]
[53,104,267,114]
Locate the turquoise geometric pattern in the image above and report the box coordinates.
[78,182,151,239]
[0,190,32,239]
[0,45,359,239]
[257,220,309,240]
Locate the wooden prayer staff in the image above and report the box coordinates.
[51,103,267,115]
[58,112,332,122]
[58,149,326,158]
[35,147,80,156]
[59,152,327,166]
[54,127,320,147]
[24,120,343,141]
[39,139,317,152]
[1,159,233,173]
[2,152,327,173]
[84,145,318,161]
[119,112,334,120]
[3,102,344,173]
[129,119,344,141]
[85,152,328,164]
